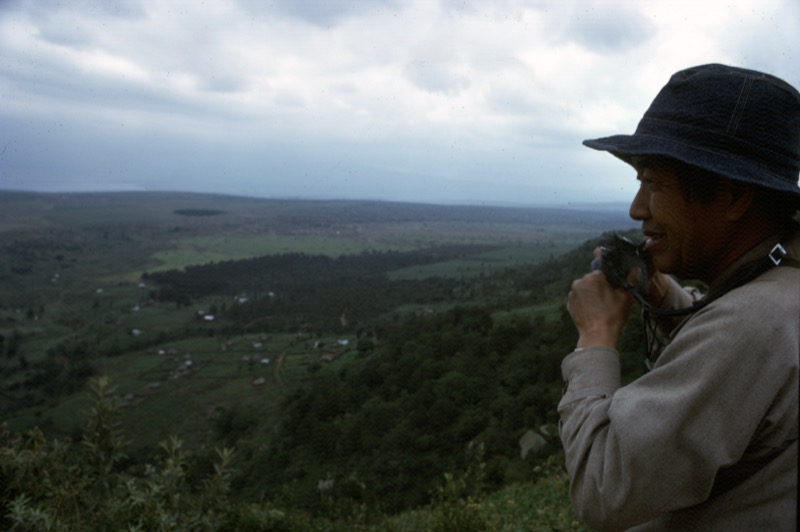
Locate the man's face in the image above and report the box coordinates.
[628,157,730,282]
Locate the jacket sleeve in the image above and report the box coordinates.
[557,285,795,531]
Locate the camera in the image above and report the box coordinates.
[599,233,650,298]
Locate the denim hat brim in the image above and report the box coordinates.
[583,64,800,202]
[583,133,800,200]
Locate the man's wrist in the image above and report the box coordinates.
[576,332,618,349]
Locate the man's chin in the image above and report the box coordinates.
[650,256,678,277]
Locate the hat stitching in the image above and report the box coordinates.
[727,75,754,136]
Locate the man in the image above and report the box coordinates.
[559,64,799,531]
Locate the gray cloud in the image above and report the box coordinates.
[1,0,798,206]
[564,5,654,51]
[403,60,472,95]
[236,0,402,27]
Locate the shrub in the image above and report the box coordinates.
[0,376,241,531]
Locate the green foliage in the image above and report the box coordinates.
[244,304,574,515]
[380,453,588,531]
[82,376,127,480]
[1,425,583,531]
[0,377,255,531]
[0,378,586,531]
[427,441,490,532]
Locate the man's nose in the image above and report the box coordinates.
[629,187,649,221]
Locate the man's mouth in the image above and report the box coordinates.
[643,231,664,250]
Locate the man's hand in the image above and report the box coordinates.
[567,270,634,349]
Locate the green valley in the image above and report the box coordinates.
[0,191,642,530]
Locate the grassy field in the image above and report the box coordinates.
[147,234,390,274]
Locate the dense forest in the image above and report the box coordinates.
[145,246,486,328]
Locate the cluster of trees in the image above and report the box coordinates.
[173,208,227,216]
[146,246,496,330]
[238,305,579,513]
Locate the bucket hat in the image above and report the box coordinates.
[583,63,800,200]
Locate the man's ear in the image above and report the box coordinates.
[723,182,754,221]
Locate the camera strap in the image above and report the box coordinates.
[629,240,795,319]
[637,240,796,371]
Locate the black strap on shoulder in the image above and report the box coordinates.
[777,256,800,269]
[627,240,796,318]
[756,242,800,269]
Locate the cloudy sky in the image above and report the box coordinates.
[1,0,798,206]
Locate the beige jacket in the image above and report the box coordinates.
[558,229,799,531]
